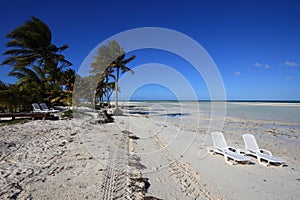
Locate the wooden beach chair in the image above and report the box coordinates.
[242,134,286,166]
[209,132,251,165]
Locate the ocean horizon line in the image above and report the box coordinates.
[119,100,300,103]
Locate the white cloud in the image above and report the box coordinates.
[234,71,241,76]
[254,62,270,69]
[254,62,262,67]
[283,61,298,67]
[285,76,293,80]
[264,64,270,69]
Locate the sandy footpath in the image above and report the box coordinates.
[0,105,299,199]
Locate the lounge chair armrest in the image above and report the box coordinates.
[228,147,245,154]
[236,149,245,154]
[259,149,272,156]
[227,146,237,152]
[207,147,214,154]
[207,147,223,155]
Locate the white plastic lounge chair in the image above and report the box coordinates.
[209,132,251,165]
[40,103,59,113]
[32,103,48,113]
[242,134,286,166]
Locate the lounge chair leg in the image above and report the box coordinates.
[258,157,269,166]
[258,157,263,165]
[207,147,215,155]
[224,155,235,165]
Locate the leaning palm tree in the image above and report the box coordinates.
[91,40,135,114]
[110,53,135,111]
[1,16,72,79]
[97,66,115,104]
[1,16,73,108]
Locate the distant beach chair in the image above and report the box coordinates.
[242,134,286,166]
[32,103,48,113]
[40,103,59,113]
[209,132,251,165]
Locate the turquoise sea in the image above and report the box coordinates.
[223,102,300,123]
[126,101,300,124]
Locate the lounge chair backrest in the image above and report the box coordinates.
[40,103,49,110]
[32,103,41,111]
[211,132,228,150]
[243,134,259,152]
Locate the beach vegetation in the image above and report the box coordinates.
[60,109,73,118]
[0,17,75,112]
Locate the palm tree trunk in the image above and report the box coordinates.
[106,84,109,103]
[115,68,119,109]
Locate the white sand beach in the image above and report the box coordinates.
[0,102,299,199]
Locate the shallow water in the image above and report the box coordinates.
[127,101,300,123]
[225,102,300,123]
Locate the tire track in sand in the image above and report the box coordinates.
[100,131,130,200]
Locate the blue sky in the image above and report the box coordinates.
[0,0,299,100]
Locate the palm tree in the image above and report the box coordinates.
[1,16,72,75]
[110,53,135,111]
[8,65,45,86]
[8,65,47,104]
[1,16,74,109]
[97,67,115,104]
[0,82,29,112]
[62,69,76,91]
[0,81,9,112]
[61,68,76,108]
[91,40,135,113]
[0,80,7,91]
